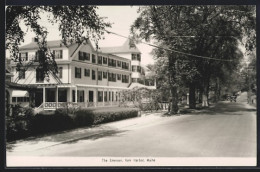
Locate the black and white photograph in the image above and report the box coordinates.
[5,5,257,167]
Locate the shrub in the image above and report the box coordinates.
[73,107,138,126]
[73,109,94,127]
[6,105,35,141]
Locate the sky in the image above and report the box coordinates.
[16,6,155,67]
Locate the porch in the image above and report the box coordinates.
[36,84,123,110]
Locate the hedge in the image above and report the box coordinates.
[6,106,139,142]
[73,107,139,126]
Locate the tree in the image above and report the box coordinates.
[6,6,111,76]
[131,5,256,112]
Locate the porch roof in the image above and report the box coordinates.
[31,83,76,88]
[76,84,129,90]
[12,90,29,97]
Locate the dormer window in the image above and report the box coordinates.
[19,52,28,61]
[53,50,63,59]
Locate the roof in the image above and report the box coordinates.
[19,40,74,50]
[128,83,156,90]
[5,81,37,90]
[100,39,141,54]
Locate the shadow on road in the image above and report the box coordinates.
[180,102,256,115]
[64,129,128,144]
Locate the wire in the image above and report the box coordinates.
[105,30,233,62]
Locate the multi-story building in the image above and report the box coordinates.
[100,39,143,83]
[10,38,132,110]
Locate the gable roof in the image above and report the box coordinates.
[19,40,75,51]
[99,39,141,54]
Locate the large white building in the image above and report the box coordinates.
[10,38,153,110]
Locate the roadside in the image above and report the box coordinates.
[6,110,166,152]
[7,94,255,154]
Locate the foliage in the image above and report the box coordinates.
[6,105,35,141]
[119,88,166,111]
[71,107,138,126]
[6,6,111,76]
[131,5,256,109]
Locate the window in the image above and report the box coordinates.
[53,50,63,59]
[112,59,116,67]
[112,92,114,101]
[122,75,129,83]
[84,52,90,61]
[104,91,107,102]
[112,73,116,82]
[108,72,112,81]
[58,67,63,78]
[109,91,111,101]
[122,62,129,70]
[92,70,96,80]
[137,66,141,73]
[75,67,81,78]
[132,54,141,61]
[19,52,28,61]
[126,63,129,70]
[84,69,90,77]
[132,54,137,61]
[77,90,84,102]
[92,54,96,63]
[117,74,121,80]
[103,71,107,79]
[98,91,103,102]
[137,54,141,61]
[108,58,112,66]
[98,56,102,64]
[103,57,107,64]
[79,51,90,61]
[117,61,121,67]
[18,69,25,79]
[98,71,102,80]
[78,51,84,60]
[36,68,44,82]
[132,65,137,72]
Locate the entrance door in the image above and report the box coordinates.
[89,91,94,102]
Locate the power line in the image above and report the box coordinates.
[105,30,233,62]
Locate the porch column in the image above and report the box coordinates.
[56,86,58,109]
[43,87,45,107]
[111,90,113,106]
[75,86,77,103]
[102,89,105,107]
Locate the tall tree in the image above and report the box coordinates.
[6,6,111,76]
[131,5,256,112]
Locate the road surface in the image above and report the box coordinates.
[7,92,256,158]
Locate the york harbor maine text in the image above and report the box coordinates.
[5,6,256,166]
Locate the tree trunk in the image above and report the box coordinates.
[189,83,196,109]
[202,81,209,107]
[170,86,179,114]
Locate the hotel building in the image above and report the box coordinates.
[10,39,137,110]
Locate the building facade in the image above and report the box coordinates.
[10,39,133,110]
[100,39,144,83]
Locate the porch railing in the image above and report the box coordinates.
[43,101,121,110]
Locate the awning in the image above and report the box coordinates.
[12,90,29,97]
